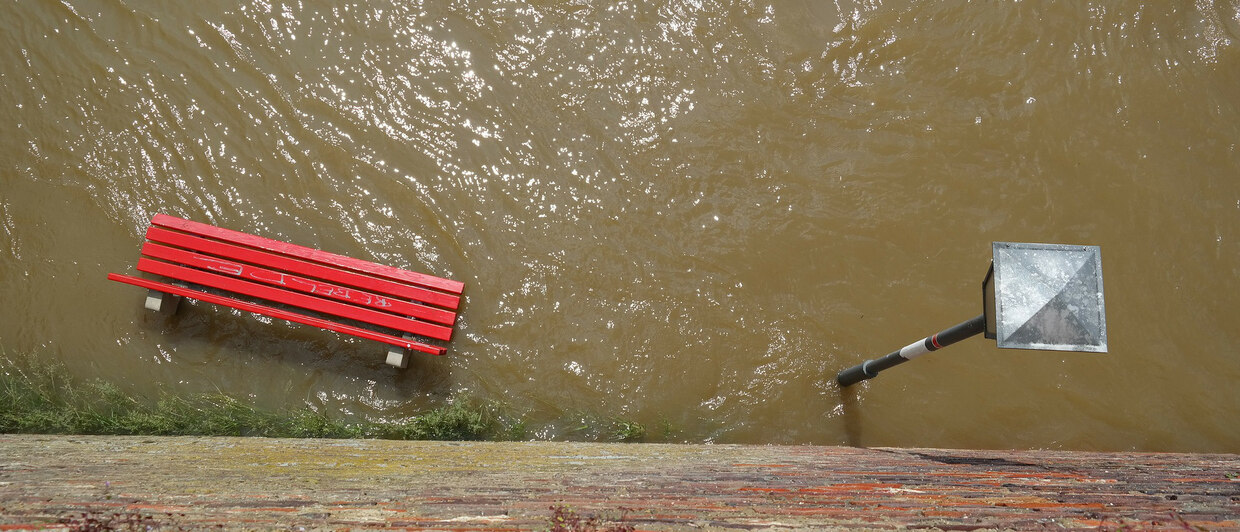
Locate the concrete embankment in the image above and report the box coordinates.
[0,435,1236,530]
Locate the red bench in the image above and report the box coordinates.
[108,214,463,367]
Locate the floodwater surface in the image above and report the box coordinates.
[2,0,1238,452]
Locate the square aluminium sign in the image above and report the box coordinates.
[992,242,1107,353]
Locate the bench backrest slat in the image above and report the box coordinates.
[108,273,446,355]
[141,242,456,327]
[152,214,464,295]
[137,257,454,341]
[145,226,460,313]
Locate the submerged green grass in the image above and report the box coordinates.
[0,354,649,442]
[0,355,500,440]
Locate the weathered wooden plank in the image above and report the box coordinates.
[107,273,445,355]
[1,436,1237,530]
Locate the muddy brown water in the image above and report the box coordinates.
[2,1,1238,452]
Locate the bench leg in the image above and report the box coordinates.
[385,333,414,368]
[144,288,182,315]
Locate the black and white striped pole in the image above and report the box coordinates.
[836,315,986,387]
[836,242,1108,388]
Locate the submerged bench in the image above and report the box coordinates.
[108,214,463,367]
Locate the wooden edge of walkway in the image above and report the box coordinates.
[0,435,1236,531]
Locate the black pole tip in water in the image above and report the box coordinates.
[837,361,875,387]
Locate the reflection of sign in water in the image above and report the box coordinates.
[990,242,1107,353]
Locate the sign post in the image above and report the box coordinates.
[837,242,1107,387]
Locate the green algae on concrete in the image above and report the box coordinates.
[0,435,1236,530]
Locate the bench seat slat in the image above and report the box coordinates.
[136,258,454,341]
[141,241,456,326]
[107,273,446,355]
[152,214,465,295]
[145,226,460,310]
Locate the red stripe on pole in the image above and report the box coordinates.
[136,258,453,341]
[145,226,459,311]
[930,334,943,350]
[141,241,457,326]
[151,214,464,295]
[107,273,445,355]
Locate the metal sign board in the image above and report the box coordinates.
[990,242,1107,352]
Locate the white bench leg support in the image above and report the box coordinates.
[144,288,182,315]
[385,333,414,368]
